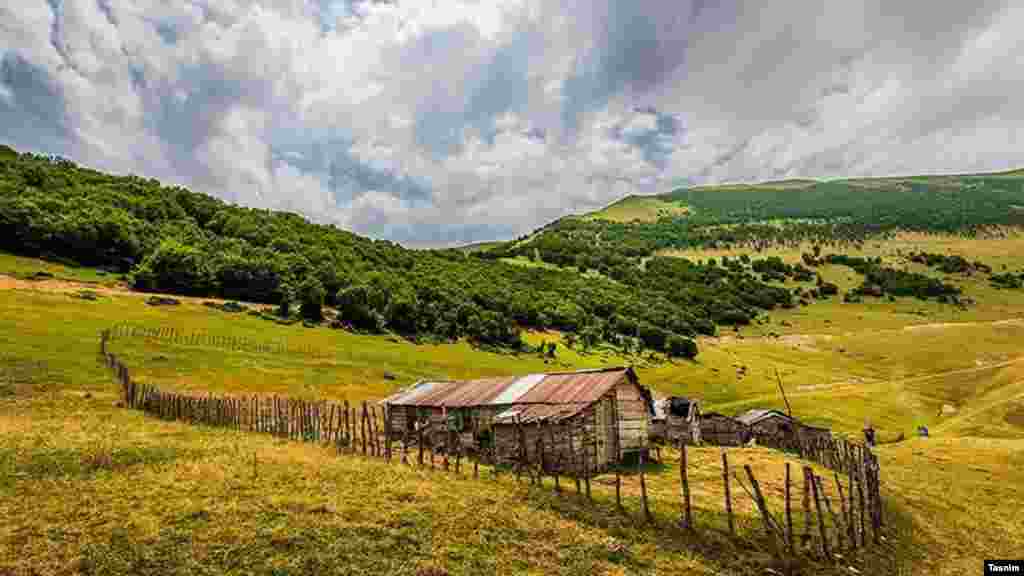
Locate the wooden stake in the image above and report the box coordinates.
[680,440,692,529]
[639,450,651,522]
[809,467,831,560]
[835,471,855,550]
[723,451,735,536]
[802,465,813,548]
[818,474,844,553]
[856,459,867,547]
[785,462,793,553]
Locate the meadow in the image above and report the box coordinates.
[2,237,1024,575]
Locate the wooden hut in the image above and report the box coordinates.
[736,409,794,442]
[699,412,750,446]
[651,396,701,445]
[382,367,653,473]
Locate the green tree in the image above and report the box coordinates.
[277,283,294,318]
[297,275,326,322]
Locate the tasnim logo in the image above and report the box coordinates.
[987,561,1023,574]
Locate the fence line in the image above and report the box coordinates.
[99,327,886,567]
[103,323,331,359]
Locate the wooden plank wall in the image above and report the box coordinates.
[615,381,649,453]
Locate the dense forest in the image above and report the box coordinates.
[487,176,1024,267]
[0,146,814,358]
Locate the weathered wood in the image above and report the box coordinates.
[361,402,369,455]
[418,421,424,466]
[370,405,379,457]
[639,450,651,522]
[856,459,867,547]
[835,471,855,550]
[721,451,735,536]
[818,474,844,552]
[582,426,591,500]
[384,405,392,461]
[785,462,793,552]
[802,463,813,548]
[515,417,523,482]
[680,440,692,529]
[568,424,581,494]
[809,467,831,560]
[344,400,351,450]
[742,465,780,558]
[455,436,462,475]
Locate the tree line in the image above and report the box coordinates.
[0,146,799,358]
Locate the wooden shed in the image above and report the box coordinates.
[736,409,799,445]
[699,412,750,446]
[382,367,654,473]
[651,397,701,445]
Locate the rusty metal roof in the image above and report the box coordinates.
[514,369,629,404]
[383,367,634,409]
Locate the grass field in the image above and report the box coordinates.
[585,196,691,223]
[2,239,1024,575]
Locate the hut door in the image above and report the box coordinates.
[603,398,616,465]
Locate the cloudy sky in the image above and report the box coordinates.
[2,1,1022,246]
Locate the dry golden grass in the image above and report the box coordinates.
[3,231,1024,575]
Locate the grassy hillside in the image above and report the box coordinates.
[5,149,1024,575]
[584,196,690,223]
[3,251,1024,574]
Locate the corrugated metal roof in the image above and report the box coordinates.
[735,409,792,426]
[384,367,633,409]
[382,381,449,405]
[490,373,546,405]
[515,370,627,404]
[493,403,590,425]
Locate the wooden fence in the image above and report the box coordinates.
[99,326,886,570]
[104,323,331,358]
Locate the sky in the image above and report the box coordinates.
[2,1,1022,247]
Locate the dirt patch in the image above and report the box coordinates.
[1004,404,1024,428]
[777,334,821,352]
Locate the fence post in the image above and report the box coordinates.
[810,467,832,560]
[723,451,735,536]
[639,450,651,522]
[743,464,780,558]
[802,464,813,549]
[785,462,793,553]
[680,440,692,529]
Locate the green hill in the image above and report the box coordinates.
[0,147,831,360]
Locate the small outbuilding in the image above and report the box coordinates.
[699,412,750,446]
[382,367,654,473]
[651,396,701,445]
[736,408,832,447]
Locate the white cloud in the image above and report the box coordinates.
[1,0,1022,246]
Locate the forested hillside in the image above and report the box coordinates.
[1,145,806,357]
[488,173,1024,270]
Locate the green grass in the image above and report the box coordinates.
[0,251,123,285]
[585,196,691,223]
[3,240,1024,574]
